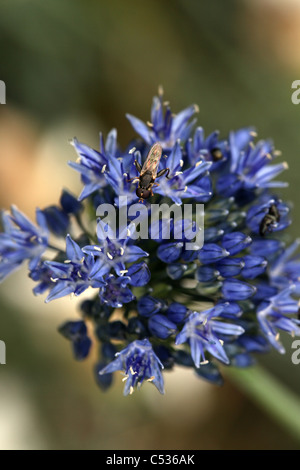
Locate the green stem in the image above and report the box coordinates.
[226,365,300,442]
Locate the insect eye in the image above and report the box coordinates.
[136,188,151,199]
[141,190,151,199]
[136,188,144,198]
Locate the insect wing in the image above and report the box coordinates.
[141,143,162,179]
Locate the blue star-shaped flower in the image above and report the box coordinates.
[257,285,300,353]
[99,338,164,395]
[126,87,199,151]
[44,234,106,302]
[217,132,288,197]
[82,220,149,276]
[175,305,245,367]
[0,205,48,281]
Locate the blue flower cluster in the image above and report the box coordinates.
[1,89,299,396]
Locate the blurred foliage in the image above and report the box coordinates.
[0,0,300,449]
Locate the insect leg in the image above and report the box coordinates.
[127,177,139,182]
[134,160,142,173]
[157,168,171,179]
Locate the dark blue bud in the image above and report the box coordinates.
[60,189,82,214]
[217,257,244,277]
[72,336,92,360]
[205,209,229,224]
[137,296,165,317]
[222,279,256,300]
[174,350,195,367]
[251,239,283,258]
[32,282,49,295]
[95,325,108,341]
[166,263,188,280]
[153,345,175,369]
[181,249,199,262]
[204,227,224,243]
[253,282,278,302]
[196,266,219,282]
[217,301,243,318]
[237,335,270,353]
[149,218,173,241]
[223,342,240,358]
[157,242,184,263]
[194,362,224,386]
[241,255,267,279]
[148,314,177,339]
[92,191,112,210]
[198,243,229,265]
[232,318,256,333]
[222,232,252,255]
[42,205,69,237]
[127,262,151,287]
[80,299,94,316]
[127,317,148,337]
[106,321,127,340]
[80,299,111,321]
[94,361,113,391]
[216,174,243,197]
[166,302,187,324]
[75,233,92,247]
[231,353,255,368]
[58,320,87,341]
[173,218,199,243]
[235,189,257,206]
[101,342,118,359]
[96,320,127,341]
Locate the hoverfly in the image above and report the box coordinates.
[259,203,280,236]
[132,142,170,201]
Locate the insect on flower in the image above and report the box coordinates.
[259,203,281,236]
[132,142,170,201]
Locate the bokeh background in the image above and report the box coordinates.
[0,0,300,450]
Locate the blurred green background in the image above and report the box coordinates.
[0,0,300,449]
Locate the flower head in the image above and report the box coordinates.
[1,90,300,396]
